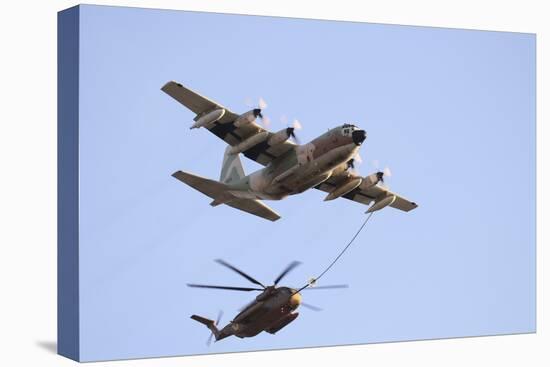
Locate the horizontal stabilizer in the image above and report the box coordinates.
[226,199,281,222]
[172,170,227,199]
[172,170,281,221]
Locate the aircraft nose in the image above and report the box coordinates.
[289,292,302,308]
[352,130,367,145]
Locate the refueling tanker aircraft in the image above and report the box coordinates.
[162,81,418,221]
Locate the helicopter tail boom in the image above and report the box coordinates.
[191,315,220,338]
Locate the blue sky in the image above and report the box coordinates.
[76,5,535,361]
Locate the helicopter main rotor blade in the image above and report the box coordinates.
[187,284,264,292]
[215,259,266,288]
[293,283,349,294]
[273,261,302,285]
[301,284,349,290]
[300,302,323,311]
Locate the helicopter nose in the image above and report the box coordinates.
[289,292,302,307]
[352,130,367,145]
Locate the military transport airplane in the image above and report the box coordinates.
[162,81,417,221]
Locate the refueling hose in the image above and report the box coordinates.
[295,212,375,293]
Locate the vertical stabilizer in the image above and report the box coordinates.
[220,146,245,184]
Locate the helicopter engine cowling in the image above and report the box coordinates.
[233,302,264,324]
[255,287,275,302]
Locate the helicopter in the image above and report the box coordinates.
[188,259,348,344]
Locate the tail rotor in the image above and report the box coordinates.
[206,310,223,346]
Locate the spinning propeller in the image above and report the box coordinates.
[188,259,302,291]
[246,99,304,143]
[346,152,363,174]
[246,97,271,128]
[345,155,392,186]
[206,310,223,346]
[187,259,347,312]
[372,160,392,187]
[345,156,393,187]
[274,260,301,286]
[279,115,302,144]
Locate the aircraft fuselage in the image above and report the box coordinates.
[229,124,366,200]
[215,287,302,340]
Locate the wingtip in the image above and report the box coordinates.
[160,81,172,91]
[171,170,184,179]
[161,80,182,91]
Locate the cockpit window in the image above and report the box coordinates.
[342,124,357,136]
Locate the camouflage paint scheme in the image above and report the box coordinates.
[192,286,302,341]
[187,260,345,342]
[163,82,417,221]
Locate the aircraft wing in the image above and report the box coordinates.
[315,173,418,212]
[162,81,296,166]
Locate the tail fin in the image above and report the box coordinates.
[191,315,220,339]
[220,146,245,184]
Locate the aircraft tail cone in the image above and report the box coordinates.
[191,314,222,345]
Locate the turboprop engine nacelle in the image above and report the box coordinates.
[268,128,294,146]
[229,132,270,154]
[191,108,225,129]
[324,171,384,201]
[234,109,262,127]
[361,171,384,189]
[324,177,362,201]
